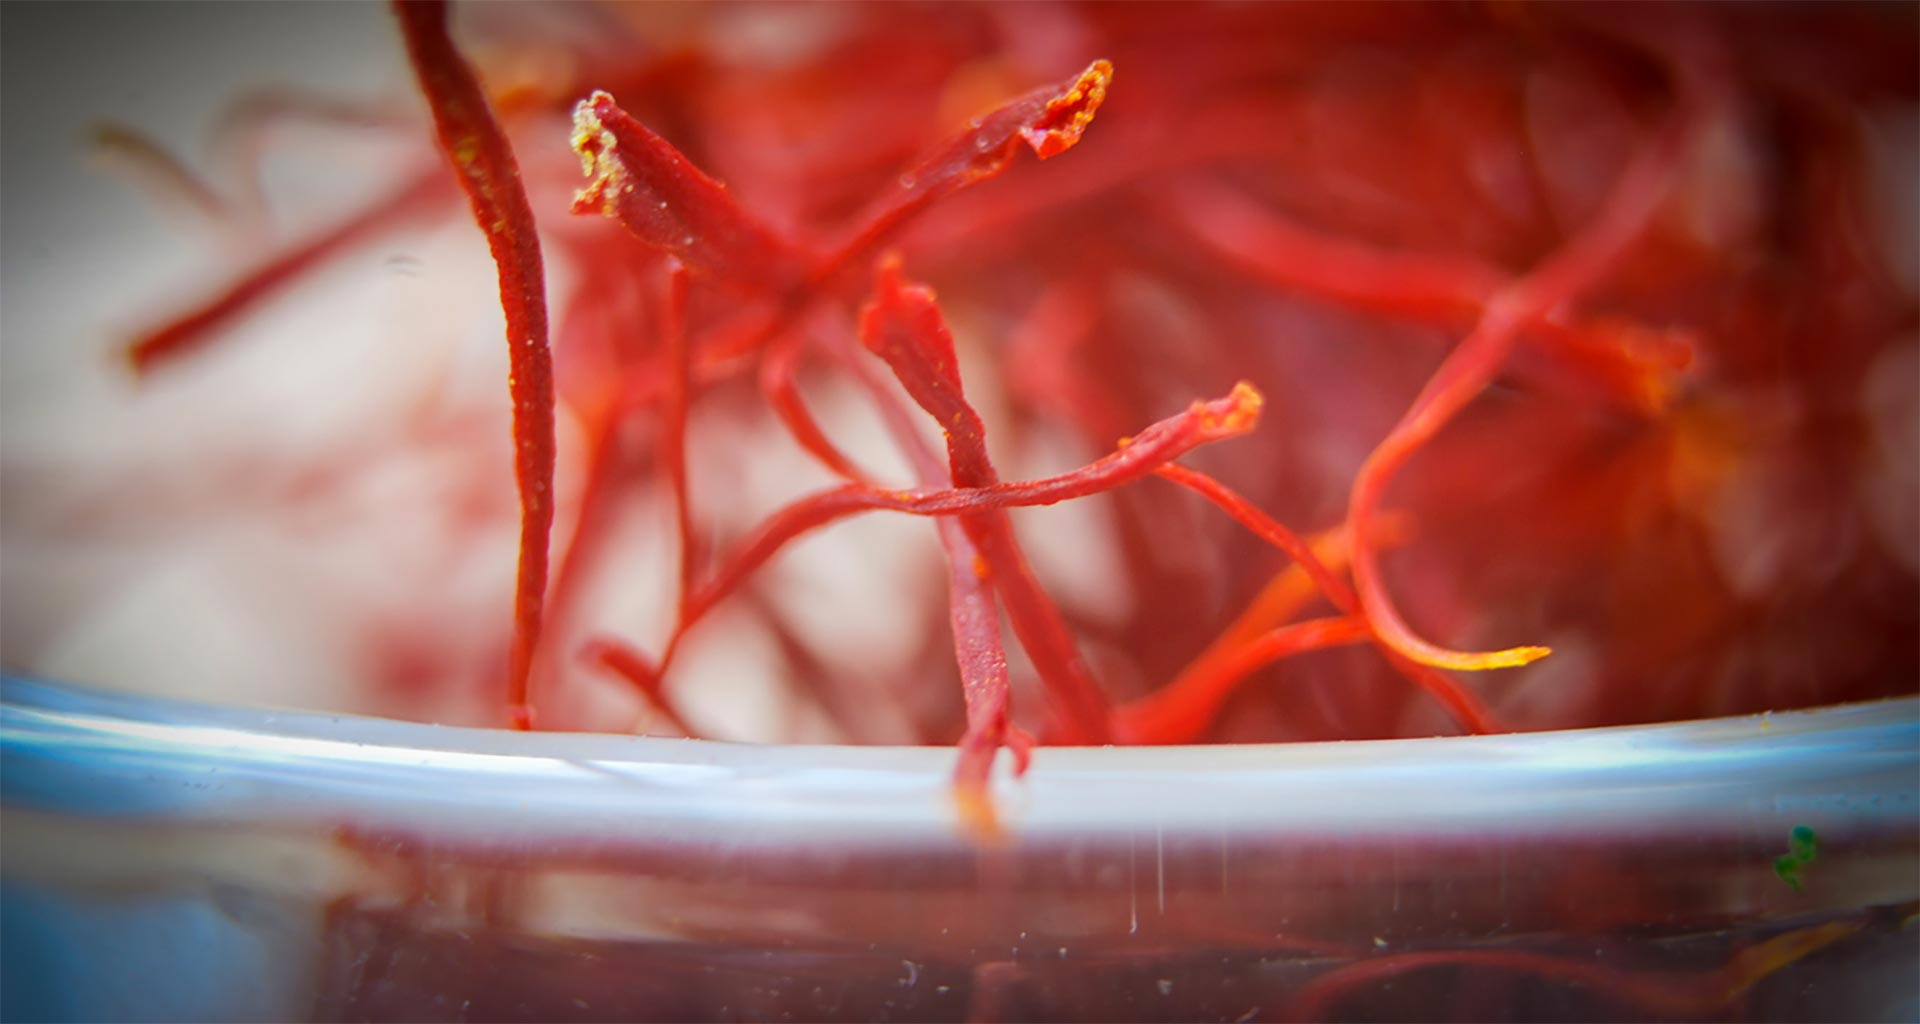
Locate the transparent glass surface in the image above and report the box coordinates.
[2,676,1915,1023]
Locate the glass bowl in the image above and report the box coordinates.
[2,676,1914,1022]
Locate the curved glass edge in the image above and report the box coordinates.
[3,675,1916,844]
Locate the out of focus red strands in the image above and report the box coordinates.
[1282,918,1865,1021]
[1342,22,1724,676]
[124,171,452,376]
[86,122,235,234]
[1113,615,1374,746]
[581,635,696,738]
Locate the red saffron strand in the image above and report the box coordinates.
[1117,523,1367,742]
[579,635,698,738]
[759,330,876,484]
[682,59,1114,374]
[393,0,555,730]
[1347,50,1715,674]
[1163,179,1505,326]
[657,259,699,611]
[1163,179,1698,416]
[1201,520,1390,655]
[126,169,449,375]
[857,259,998,489]
[858,255,1115,742]
[1379,649,1504,736]
[538,412,628,691]
[1112,615,1374,744]
[1284,919,1862,1022]
[938,507,1027,837]
[721,301,1039,821]
[569,90,807,293]
[733,582,880,745]
[827,317,1033,829]
[666,382,1264,674]
[1153,463,1500,735]
[571,62,1115,410]
[822,60,1114,279]
[1154,464,1357,610]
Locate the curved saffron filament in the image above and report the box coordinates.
[1345,40,1719,674]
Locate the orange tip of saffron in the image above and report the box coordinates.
[953,783,1007,845]
[1226,380,1264,421]
[1425,644,1553,672]
[567,91,622,216]
[1020,59,1113,160]
[1192,381,1264,437]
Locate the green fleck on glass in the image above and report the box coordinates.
[1773,854,1803,891]
[1774,825,1817,891]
